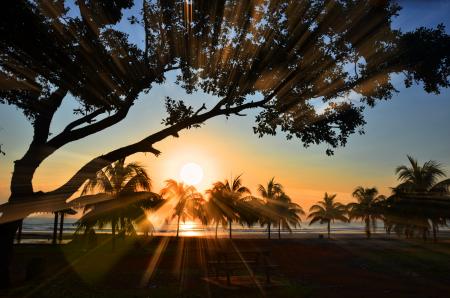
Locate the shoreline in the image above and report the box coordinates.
[15,230,450,244]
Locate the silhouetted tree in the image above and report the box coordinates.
[382,156,450,241]
[205,187,228,239]
[308,193,348,238]
[258,178,283,239]
[75,158,162,250]
[160,180,202,238]
[348,187,385,238]
[207,175,251,238]
[236,196,266,231]
[275,192,304,239]
[1,0,450,286]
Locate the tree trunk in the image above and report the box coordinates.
[327,221,331,239]
[119,216,125,238]
[16,220,23,244]
[229,220,232,239]
[112,221,116,251]
[268,222,271,239]
[0,220,21,288]
[52,212,58,245]
[176,215,180,238]
[215,222,219,239]
[0,157,39,288]
[432,222,437,242]
[422,228,427,241]
[278,220,281,239]
[365,218,371,239]
[59,212,65,242]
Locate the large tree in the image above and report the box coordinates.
[1,0,450,286]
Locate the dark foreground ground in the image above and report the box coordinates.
[2,235,450,298]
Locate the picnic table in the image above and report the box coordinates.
[206,248,279,286]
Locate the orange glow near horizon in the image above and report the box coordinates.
[137,140,223,193]
[180,220,203,237]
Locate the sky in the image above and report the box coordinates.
[1,1,450,214]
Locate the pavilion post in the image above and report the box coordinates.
[16,219,23,244]
[59,212,65,242]
[52,212,58,245]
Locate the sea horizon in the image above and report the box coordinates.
[17,216,434,239]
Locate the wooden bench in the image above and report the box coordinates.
[206,249,279,286]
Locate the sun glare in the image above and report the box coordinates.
[179,162,204,185]
[181,221,195,230]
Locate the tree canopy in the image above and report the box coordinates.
[1,0,450,220]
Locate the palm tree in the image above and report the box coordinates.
[274,192,304,239]
[207,175,251,239]
[347,187,385,238]
[236,196,265,230]
[257,178,283,239]
[205,187,228,239]
[76,158,161,250]
[308,193,348,238]
[395,155,450,193]
[389,155,450,241]
[160,179,202,238]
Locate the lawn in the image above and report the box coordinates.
[3,236,450,298]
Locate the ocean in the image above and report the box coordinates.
[16,216,386,243]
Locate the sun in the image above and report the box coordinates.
[179,162,204,185]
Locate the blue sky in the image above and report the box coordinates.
[1,1,449,209]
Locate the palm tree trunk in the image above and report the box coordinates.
[278,220,281,239]
[365,218,371,239]
[432,222,437,242]
[268,222,271,239]
[229,220,232,239]
[327,221,331,239]
[52,212,58,245]
[176,215,180,238]
[59,212,64,242]
[119,216,125,238]
[112,220,116,251]
[215,222,219,239]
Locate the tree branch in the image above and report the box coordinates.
[31,87,68,145]
[47,93,273,199]
[63,107,107,132]
[47,93,137,149]
[142,0,150,66]
[194,103,206,115]
[1,92,274,220]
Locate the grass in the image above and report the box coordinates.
[3,235,450,298]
